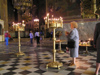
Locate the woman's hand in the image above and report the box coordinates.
[66,47,69,50]
[65,31,69,35]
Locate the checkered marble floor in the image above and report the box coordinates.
[0,39,99,75]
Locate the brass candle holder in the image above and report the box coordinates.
[12,21,25,57]
[44,14,63,69]
[56,40,65,53]
[79,40,91,54]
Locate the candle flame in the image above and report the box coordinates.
[47,13,49,16]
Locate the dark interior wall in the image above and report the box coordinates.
[8,0,18,24]
[33,0,46,25]
[8,0,46,25]
[47,0,81,17]
[38,0,46,25]
[8,0,14,23]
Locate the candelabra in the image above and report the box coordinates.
[12,0,33,11]
[12,21,25,57]
[12,0,33,21]
[34,18,39,29]
[44,13,63,69]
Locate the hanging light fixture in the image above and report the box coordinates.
[12,0,33,11]
[12,0,33,21]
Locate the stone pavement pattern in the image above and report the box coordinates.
[0,38,99,75]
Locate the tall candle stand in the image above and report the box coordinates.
[44,14,63,69]
[12,21,25,57]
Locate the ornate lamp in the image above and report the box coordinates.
[44,13,63,69]
[34,18,39,29]
[22,13,32,22]
[12,0,33,21]
[12,20,25,57]
[12,0,33,11]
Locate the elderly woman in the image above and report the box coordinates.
[66,21,79,66]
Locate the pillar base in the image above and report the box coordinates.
[16,52,25,57]
[46,61,63,69]
[57,50,64,53]
[83,51,89,54]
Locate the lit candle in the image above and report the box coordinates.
[83,42,86,45]
[79,40,80,44]
[80,42,82,45]
[83,42,84,45]
[84,42,86,45]
[12,22,14,28]
[60,17,63,28]
[86,42,88,45]
[62,19,63,28]
[88,38,91,44]
[89,38,91,41]
[52,15,53,18]
[47,13,49,28]
[16,24,17,31]
[22,20,24,24]
[87,41,89,44]
[47,13,49,16]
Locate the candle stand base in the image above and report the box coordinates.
[46,62,63,70]
[16,52,25,57]
[83,51,89,54]
[57,50,64,53]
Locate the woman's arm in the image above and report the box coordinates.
[65,31,69,36]
[68,30,75,40]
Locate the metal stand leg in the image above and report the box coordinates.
[57,42,64,53]
[85,46,88,54]
[16,30,25,57]
[84,46,89,54]
[46,28,63,69]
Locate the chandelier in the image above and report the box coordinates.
[12,0,33,11]
[12,0,33,22]
[22,12,32,22]
[34,18,39,29]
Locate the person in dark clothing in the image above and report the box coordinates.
[94,22,100,75]
[35,30,40,44]
[50,31,53,40]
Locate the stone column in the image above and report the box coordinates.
[0,0,8,31]
[17,11,22,22]
[93,0,97,14]
[46,0,48,14]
